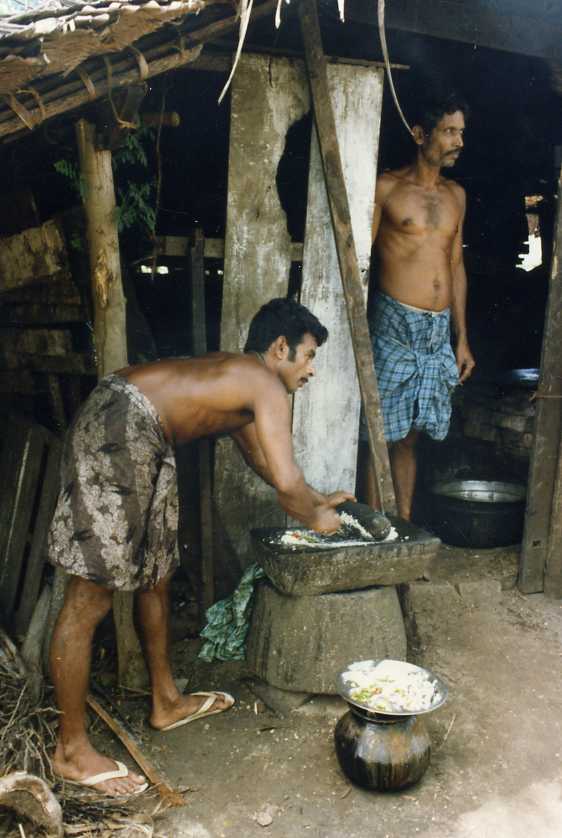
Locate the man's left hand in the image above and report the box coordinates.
[456,341,476,384]
[325,491,356,508]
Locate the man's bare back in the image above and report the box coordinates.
[119,353,273,443]
[118,332,352,532]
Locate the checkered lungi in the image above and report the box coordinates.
[48,374,180,591]
[362,292,459,443]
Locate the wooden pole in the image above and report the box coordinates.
[188,230,215,614]
[76,118,147,688]
[76,119,127,376]
[86,694,185,806]
[542,164,562,599]
[298,0,396,514]
[519,163,562,595]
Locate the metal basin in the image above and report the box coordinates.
[429,479,526,548]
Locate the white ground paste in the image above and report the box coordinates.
[277,521,398,550]
[342,659,441,714]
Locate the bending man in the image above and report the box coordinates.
[49,297,353,795]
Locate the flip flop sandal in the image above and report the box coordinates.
[159,691,235,731]
[63,760,148,794]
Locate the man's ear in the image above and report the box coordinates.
[412,124,425,146]
[271,335,289,359]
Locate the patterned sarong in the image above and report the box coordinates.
[48,374,180,591]
[363,292,459,443]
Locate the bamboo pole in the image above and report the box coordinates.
[76,118,147,688]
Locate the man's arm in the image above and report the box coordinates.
[450,187,475,384]
[231,390,353,531]
[371,173,399,244]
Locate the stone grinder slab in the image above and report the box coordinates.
[250,517,441,596]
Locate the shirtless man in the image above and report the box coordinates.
[48,297,353,795]
[361,91,475,520]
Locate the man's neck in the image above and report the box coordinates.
[411,154,442,188]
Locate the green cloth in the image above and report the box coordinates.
[198,563,265,662]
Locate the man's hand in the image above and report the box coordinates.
[324,491,356,508]
[308,490,356,533]
[310,505,343,534]
[456,341,475,384]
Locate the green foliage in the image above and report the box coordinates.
[53,159,86,201]
[53,125,157,239]
[115,181,156,233]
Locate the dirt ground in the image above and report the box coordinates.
[80,546,562,836]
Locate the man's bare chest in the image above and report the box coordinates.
[384,187,460,237]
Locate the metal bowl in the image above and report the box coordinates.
[428,480,526,548]
[337,659,448,720]
[431,480,526,504]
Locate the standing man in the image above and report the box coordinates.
[361,90,475,520]
[49,297,354,796]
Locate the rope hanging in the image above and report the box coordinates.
[4,93,35,131]
[218,0,254,104]
[77,67,97,101]
[130,45,149,81]
[103,55,137,130]
[377,0,414,138]
[20,87,46,124]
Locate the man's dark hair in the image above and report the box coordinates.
[411,87,469,136]
[244,297,328,357]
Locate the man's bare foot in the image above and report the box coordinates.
[53,741,146,796]
[150,690,234,731]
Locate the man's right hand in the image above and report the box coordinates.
[309,505,342,534]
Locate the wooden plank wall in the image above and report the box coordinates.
[292,64,383,494]
[214,54,310,576]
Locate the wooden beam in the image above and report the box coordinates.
[187,230,215,613]
[545,442,562,599]
[154,235,304,262]
[293,62,383,496]
[345,0,562,62]
[519,163,562,594]
[86,693,185,806]
[298,0,396,514]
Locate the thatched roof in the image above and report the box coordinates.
[0,0,212,95]
[0,0,282,143]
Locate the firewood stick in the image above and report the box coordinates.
[86,694,185,807]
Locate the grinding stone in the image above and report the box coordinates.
[250,517,440,596]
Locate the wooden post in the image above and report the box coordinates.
[188,230,215,613]
[293,62,383,496]
[76,118,146,688]
[298,0,396,513]
[76,119,127,377]
[545,441,562,599]
[519,163,562,594]
[214,54,308,581]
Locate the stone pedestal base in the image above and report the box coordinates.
[246,581,407,694]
